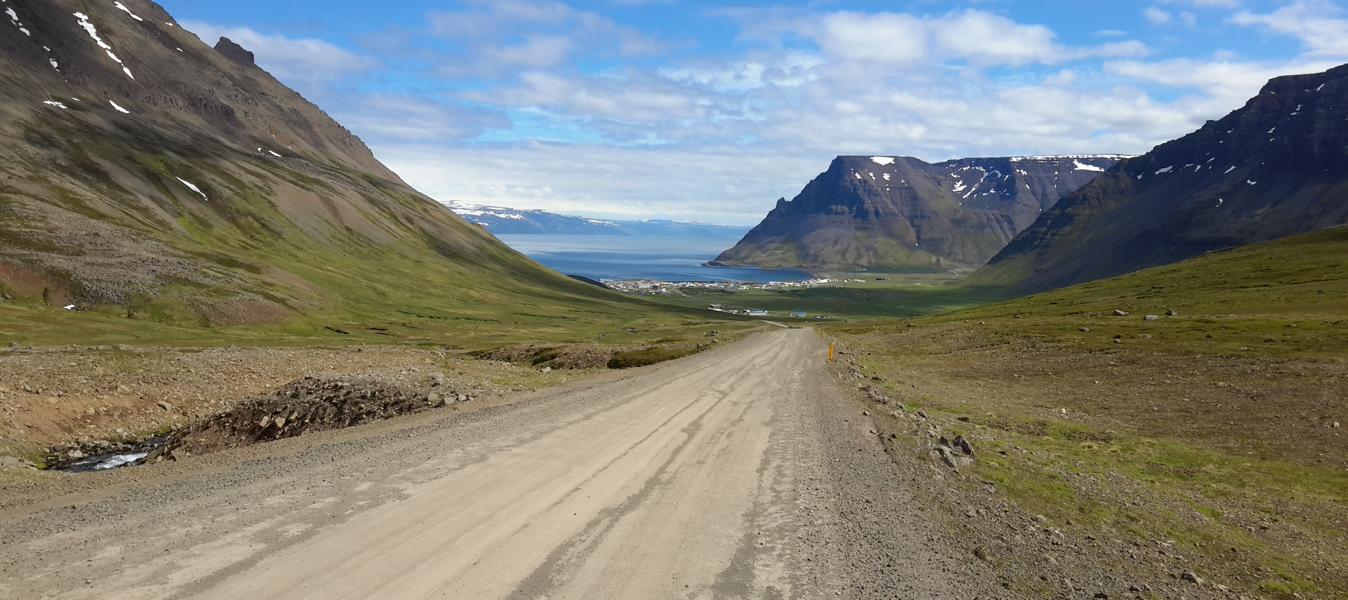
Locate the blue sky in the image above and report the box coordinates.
[161,0,1348,224]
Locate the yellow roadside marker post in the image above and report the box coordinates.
[828,341,836,362]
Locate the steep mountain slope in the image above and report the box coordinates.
[0,0,663,336]
[975,64,1348,293]
[712,155,1124,272]
[449,202,747,238]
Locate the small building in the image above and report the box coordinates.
[789,311,807,318]
[746,309,768,317]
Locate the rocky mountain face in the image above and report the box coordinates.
[0,0,605,323]
[975,64,1348,293]
[713,154,1124,272]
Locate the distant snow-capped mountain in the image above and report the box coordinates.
[447,202,748,237]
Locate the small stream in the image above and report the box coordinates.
[50,437,171,473]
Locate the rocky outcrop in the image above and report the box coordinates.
[213,36,255,66]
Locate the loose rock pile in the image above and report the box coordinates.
[169,374,472,454]
[839,343,978,473]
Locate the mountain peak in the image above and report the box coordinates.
[214,37,256,67]
[714,154,1121,271]
[976,62,1348,292]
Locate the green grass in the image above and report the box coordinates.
[645,273,1004,320]
[970,410,1341,596]
[836,227,1348,596]
[909,226,1348,360]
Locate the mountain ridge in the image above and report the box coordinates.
[713,154,1125,272]
[974,64,1348,292]
[0,0,645,330]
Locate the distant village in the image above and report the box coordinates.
[603,277,865,319]
[603,277,864,295]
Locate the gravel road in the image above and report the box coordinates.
[0,329,1005,599]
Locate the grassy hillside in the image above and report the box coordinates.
[0,1,749,353]
[0,117,735,350]
[830,227,1348,598]
[929,225,1348,359]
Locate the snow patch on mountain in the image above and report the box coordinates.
[176,177,207,201]
[74,12,135,80]
[113,2,143,21]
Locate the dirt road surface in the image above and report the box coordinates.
[0,330,1004,599]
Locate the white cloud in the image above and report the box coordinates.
[375,142,825,225]
[815,12,929,65]
[933,11,1060,65]
[482,34,575,68]
[660,52,822,92]
[808,10,1147,67]
[1232,1,1348,57]
[429,0,666,77]
[336,95,509,144]
[1143,7,1172,25]
[477,71,712,124]
[1168,0,1241,8]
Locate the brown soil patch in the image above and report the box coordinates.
[0,345,572,462]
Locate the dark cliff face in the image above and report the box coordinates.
[976,64,1348,293]
[213,37,255,67]
[714,155,1123,271]
[0,0,595,318]
[0,0,392,179]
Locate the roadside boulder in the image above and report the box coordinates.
[953,435,975,457]
[426,389,448,408]
[936,446,961,471]
[1113,309,1129,317]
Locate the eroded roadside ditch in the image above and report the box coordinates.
[44,373,475,472]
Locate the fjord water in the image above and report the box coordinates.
[497,234,812,282]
